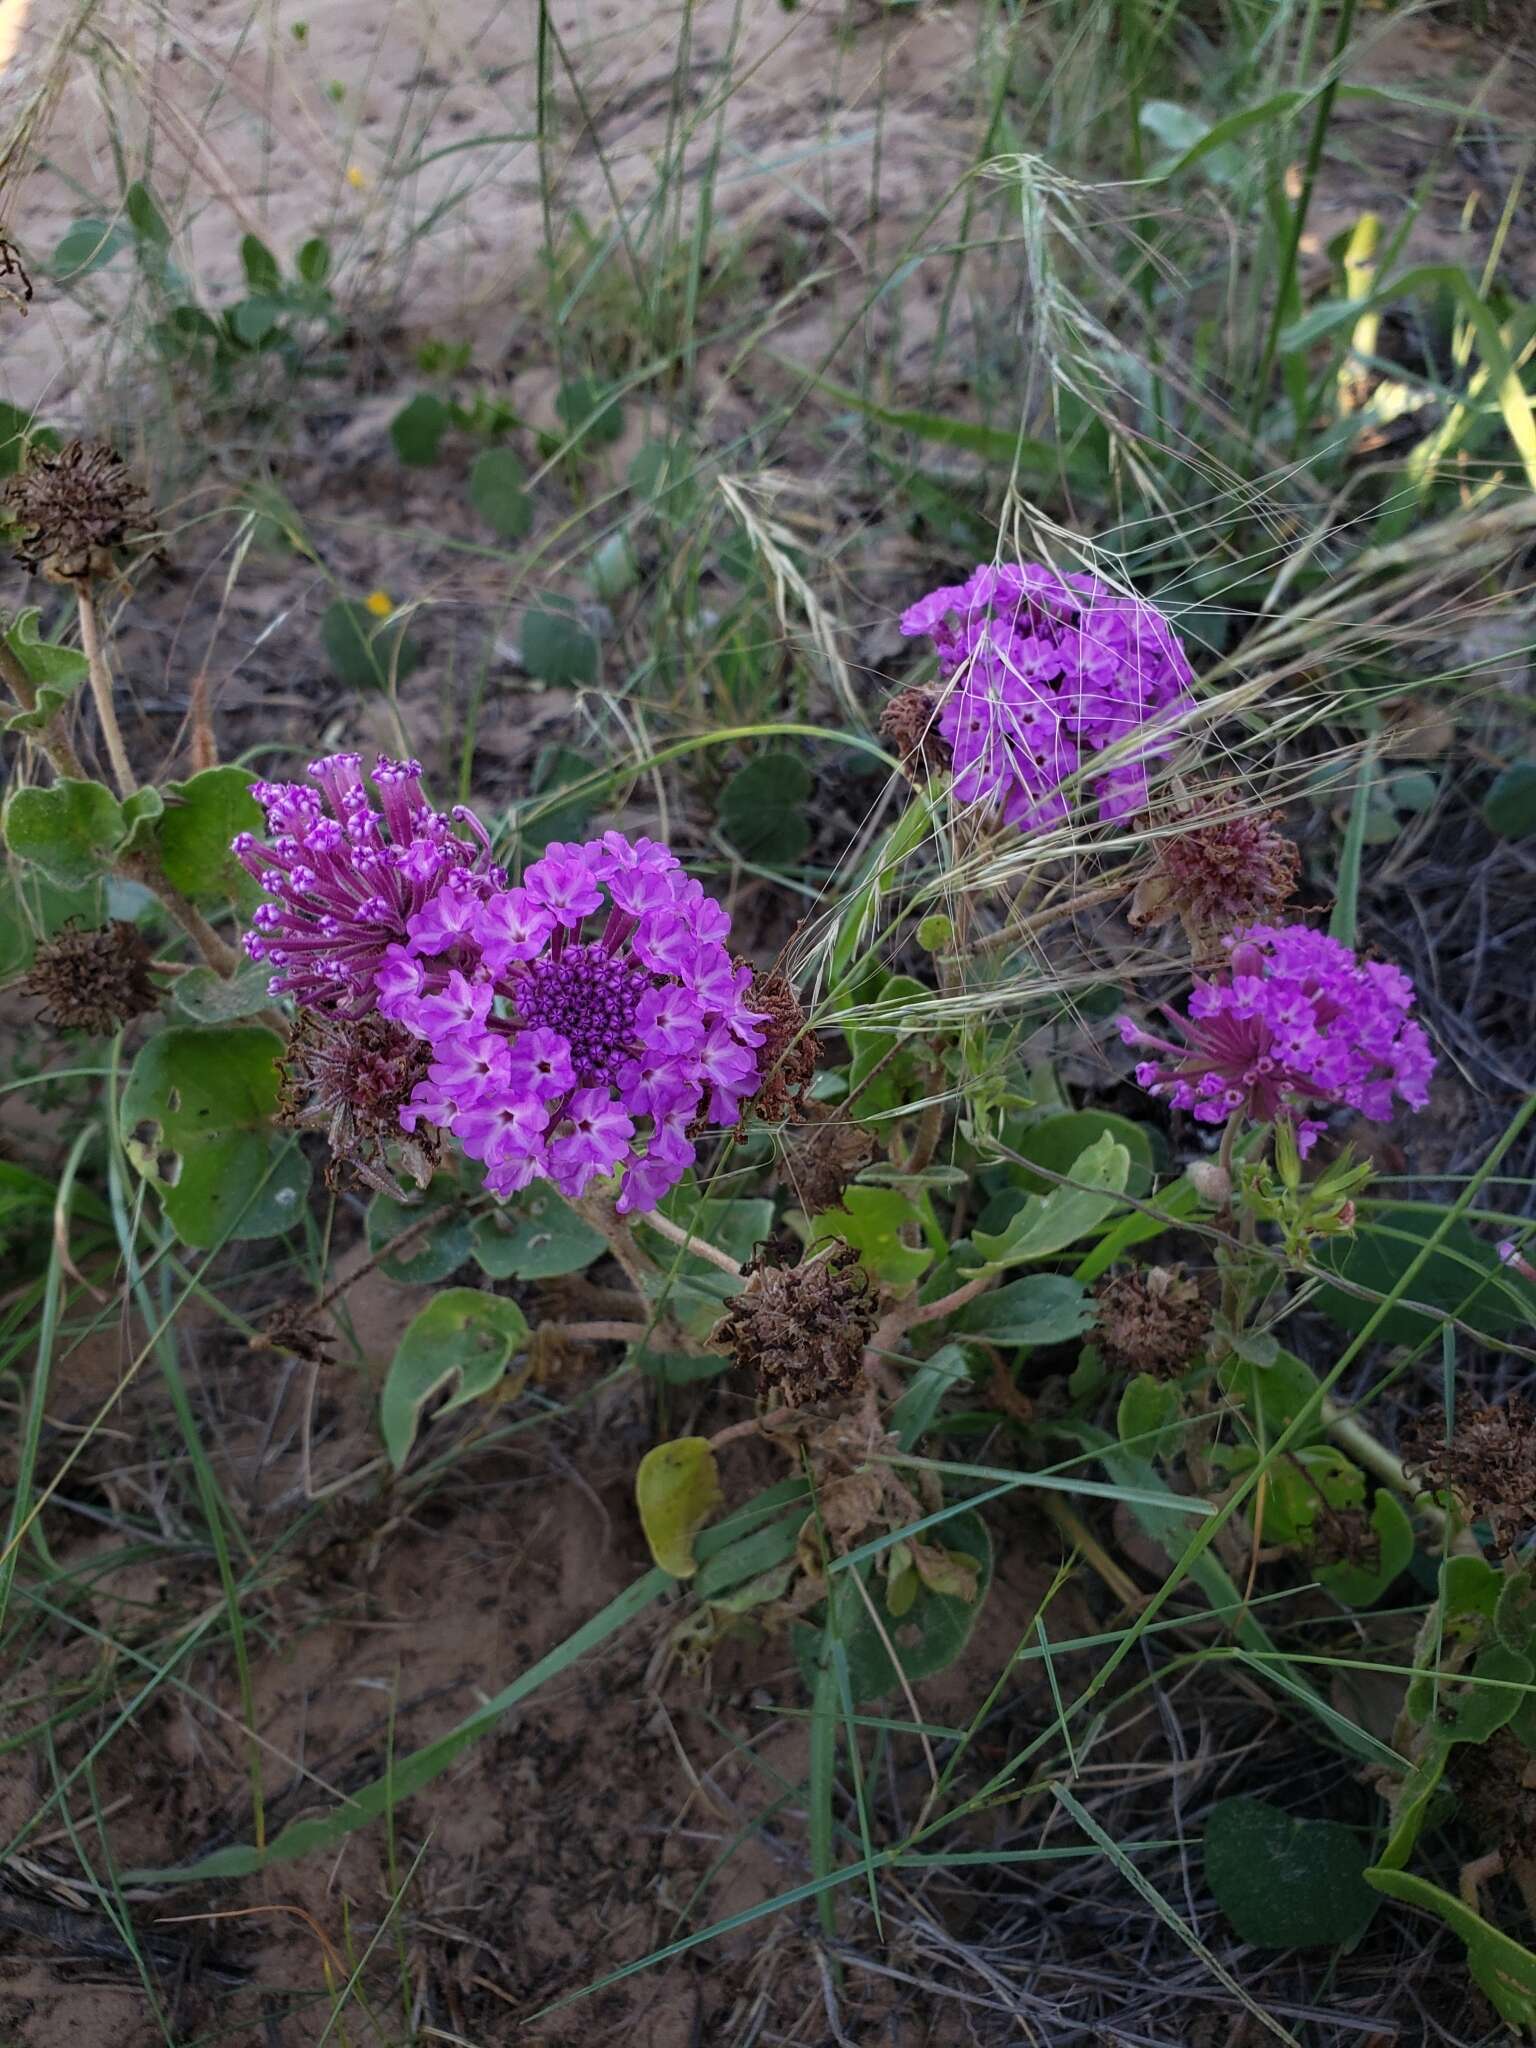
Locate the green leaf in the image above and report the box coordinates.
[229,297,282,347]
[379,1287,529,1468]
[719,751,813,866]
[3,779,127,888]
[1316,1207,1525,1345]
[588,530,637,600]
[793,1509,992,1702]
[1010,1111,1154,1201]
[967,1133,1130,1273]
[889,1343,970,1450]
[811,1186,933,1293]
[320,598,421,690]
[51,218,129,279]
[468,447,533,539]
[555,376,624,448]
[240,233,281,292]
[1117,1374,1181,1459]
[1364,1868,1536,2026]
[636,1437,722,1579]
[1,609,90,733]
[522,604,598,685]
[156,766,261,906]
[1218,1346,1325,1440]
[172,960,273,1022]
[297,237,332,286]
[471,1182,604,1279]
[125,181,171,248]
[1204,1797,1378,1949]
[951,1273,1092,1348]
[366,1178,473,1284]
[791,369,1098,487]
[120,1026,309,1247]
[390,392,451,467]
[633,1344,735,1386]
[1316,1488,1415,1609]
[1483,762,1536,841]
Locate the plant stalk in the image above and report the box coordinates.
[75,585,135,799]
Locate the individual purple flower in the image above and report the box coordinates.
[235,753,503,1014]
[384,830,768,1213]
[1119,923,1436,1155]
[898,561,1196,831]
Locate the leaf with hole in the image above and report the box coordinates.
[1204,1797,1378,1949]
[471,1182,604,1279]
[719,751,813,866]
[120,1026,309,1247]
[367,1178,473,1284]
[156,766,262,907]
[637,1438,722,1579]
[380,1288,530,1469]
[320,598,421,690]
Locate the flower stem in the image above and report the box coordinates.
[75,585,135,799]
[642,1207,743,1276]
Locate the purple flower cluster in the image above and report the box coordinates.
[1119,923,1436,1154]
[235,757,766,1215]
[900,561,1196,829]
[236,754,503,1014]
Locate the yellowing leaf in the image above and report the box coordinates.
[636,1437,722,1580]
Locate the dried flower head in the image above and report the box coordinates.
[1404,1397,1536,1554]
[746,968,818,1122]
[1093,1265,1211,1380]
[4,439,149,582]
[1120,923,1436,1157]
[778,1110,876,1216]
[880,685,952,782]
[1130,799,1300,961]
[900,561,1196,831]
[22,919,159,1035]
[279,1011,438,1196]
[716,1243,876,1409]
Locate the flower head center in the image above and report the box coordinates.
[515,942,651,1084]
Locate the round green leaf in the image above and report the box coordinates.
[156,766,262,906]
[555,377,623,448]
[1315,1207,1528,1345]
[390,392,451,467]
[719,751,813,866]
[4,779,126,888]
[521,605,598,685]
[1482,761,1536,840]
[793,1509,993,1702]
[120,1025,310,1247]
[380,1288,530,1469]
[320,599,421,691]
[636,1437,722,1579]
[471,1182,604,1279]
[468,448,533,540]
[1204,1797,1378,1949]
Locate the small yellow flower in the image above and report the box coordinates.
[364,588,393,618]
[346,164,367,191]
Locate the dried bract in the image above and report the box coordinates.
[778,1110,875,1215]
[880,685,951,783]
[5,439,149,582]
[279,1011,438,1196]
[1093,1265,1211,1380]
[1130,800,1300,961]
[716,1243,875,1409]
[1405,1397,1536,1554]
[745,968,818,1122]
[23,919,159,1035]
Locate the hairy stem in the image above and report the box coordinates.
[75,585,135,799]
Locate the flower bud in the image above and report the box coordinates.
[1187,1160,1231,1206]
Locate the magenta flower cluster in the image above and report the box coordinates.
[237,757,765,1213]
[1119,923,1436,1155]
[900,561,1197,829]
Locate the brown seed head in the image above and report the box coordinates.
[778,1108,876,1216]
[716,1243,876,1409]
[1404,1397,1536,1555]
[1130,799,1299,962]
[23,919,159,1035]
[880,686,952,783]
[250,1301,335,1365]
[4,439,149,582]
[745,967,819,1122]
[1093,1265,1211,1380]
[279,1011,437,1197]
